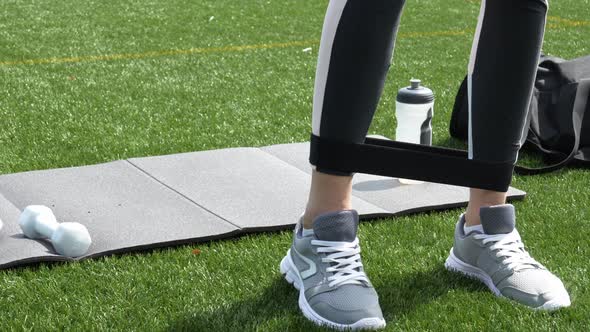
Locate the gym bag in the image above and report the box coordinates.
[449,54,590,174]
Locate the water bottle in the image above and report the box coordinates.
[395,79,434,184]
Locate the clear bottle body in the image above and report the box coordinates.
[395,101,434,144]
[395,100,434,185]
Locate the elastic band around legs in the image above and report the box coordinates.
[309,134,513,192]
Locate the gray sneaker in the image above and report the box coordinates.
[445,204,571,310]
[280,210,386,330]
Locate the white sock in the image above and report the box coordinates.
[464,224,484,235]
[302,227,315,237]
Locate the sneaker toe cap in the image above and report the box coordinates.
[499,269,570,309]
[310,301,384,325]
[308,285,384,325]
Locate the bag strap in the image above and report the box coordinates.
[515,78,590,175]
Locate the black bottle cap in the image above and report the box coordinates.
[396,79,435,104]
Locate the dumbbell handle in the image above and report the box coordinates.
[34,214,59,238]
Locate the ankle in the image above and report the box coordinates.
[464,210,481,226]
[302,211,315,229]
[303,171,353,228]
[465,188,508,226]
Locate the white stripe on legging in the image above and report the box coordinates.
[312,0,348,136]
[467,0,487,159]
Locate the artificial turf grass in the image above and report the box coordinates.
[0,0,589,330]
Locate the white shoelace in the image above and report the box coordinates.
[474,230,544,271]
[311,238,369,287]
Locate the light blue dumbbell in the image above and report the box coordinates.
[19,205,91,257]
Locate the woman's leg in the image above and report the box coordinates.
[304,0,406,228]
[465,0,548,225]
[450,0,570,310]
[281,2,406,329]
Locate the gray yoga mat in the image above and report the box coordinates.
[0,141,526,269]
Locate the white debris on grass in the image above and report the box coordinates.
[302,47,312,53]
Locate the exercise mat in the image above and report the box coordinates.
[0,141,525,269]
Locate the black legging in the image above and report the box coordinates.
[311,0,548,185]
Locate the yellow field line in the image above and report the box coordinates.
[0,40,318,66]
[0,30,475,67]
[400,29,472,38]
[0,16,587,67]
[547,15,590,28]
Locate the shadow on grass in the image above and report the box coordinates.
[167,264,488,331]
[377,264,488,323]
[167,277,323,332]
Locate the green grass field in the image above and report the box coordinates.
[1,0,589,330]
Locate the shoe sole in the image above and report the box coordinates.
[280,250,386,330]
[445,248,571,311]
